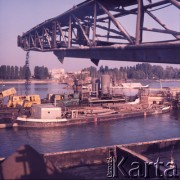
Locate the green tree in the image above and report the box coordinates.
[44,67,49,79]
[15,66,19,79]
[2,66,6,79]
[0,66,2,79]
[10,66,15,79]
[34,66,49,79]
[164,66,176,79]
[39,66,45,79]
[152,65,164,79]
[6,66,11,79]
[19,67,23,79]
[34,66,39,79]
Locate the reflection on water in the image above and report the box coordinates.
[1,80,179,98]
[1,83,73,99]
[0,81,179,157]
[0,110,180,157]
[170,110,180,120]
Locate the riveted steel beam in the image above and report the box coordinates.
[136,0,144,45]
[97,1,134,44]
[169,0,180,9]
[53,41,180,65]
[17,0,180,65]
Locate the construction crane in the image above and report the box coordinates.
[25,51,30,95]
[17,0,180,65]
[0,87,41,108]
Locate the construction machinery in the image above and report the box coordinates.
[7,94,41,108]
[0,87,16,99]
[45,93,80,107]
[0,87,16,108]
[0,87,41,108]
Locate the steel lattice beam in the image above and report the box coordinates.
[17,0,180,65]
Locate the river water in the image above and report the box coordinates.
[0,81,180,158]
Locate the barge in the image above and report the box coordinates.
[15,103,169,128]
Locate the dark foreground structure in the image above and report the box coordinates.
[1,138,180,179]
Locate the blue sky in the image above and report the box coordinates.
[0,0,179,72]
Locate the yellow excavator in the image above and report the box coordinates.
[0,87,16,107]
[0,87,41,108]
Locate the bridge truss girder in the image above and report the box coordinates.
[17,0,180,65]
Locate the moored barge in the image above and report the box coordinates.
[15,104,168,128]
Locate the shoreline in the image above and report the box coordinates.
[0,79,60,84]
[0,79,180,85]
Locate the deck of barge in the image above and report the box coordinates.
[1,103,168,128]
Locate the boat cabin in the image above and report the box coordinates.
[30,104,61,119]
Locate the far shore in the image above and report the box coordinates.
[0,79,60,84]
[0,79,180,85]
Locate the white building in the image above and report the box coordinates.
[49,69,65,79]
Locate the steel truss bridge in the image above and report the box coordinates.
[18,0,180,65]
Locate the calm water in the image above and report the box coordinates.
[1,83,73,99]
[0,81,180,158]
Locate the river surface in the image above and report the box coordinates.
[0,81,180,158]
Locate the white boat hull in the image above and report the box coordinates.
[17,117,68,123]
[161,106,171,113]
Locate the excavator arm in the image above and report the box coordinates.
[0,87,17,108]
[0,87,16,98]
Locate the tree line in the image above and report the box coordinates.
[0,65,50,80]
[83,63,180,80]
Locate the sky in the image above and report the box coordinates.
[0,0,179,72]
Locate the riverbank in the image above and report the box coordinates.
[128,79,180,83]
[1,79,180,85]
[0,79,58,84]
